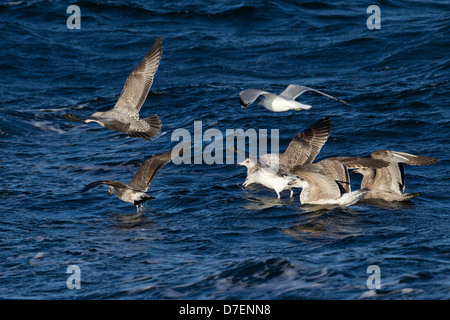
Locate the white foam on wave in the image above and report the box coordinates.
[30,120,65,134]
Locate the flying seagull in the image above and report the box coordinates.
[64,37,163,140]
[239,84,347,112]
[353,150,438,201]
[238,116,331,198]
[80,149,172,212]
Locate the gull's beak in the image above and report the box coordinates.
[107,190,111,196]
[237,161,245,167]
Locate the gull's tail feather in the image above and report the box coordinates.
[339,188,369,206]
[400,192,420,200]
[128,114,161,140]
[133,194,155,205]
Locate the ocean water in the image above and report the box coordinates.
[0,0,449,300]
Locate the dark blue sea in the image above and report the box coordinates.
[0,0,449,300]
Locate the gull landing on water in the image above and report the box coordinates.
[64,37,163,140]
[238,116,331,199]
[353,150,438,201]
[288,157,389,206]
[239,84,347,112]
[80,150,172,213]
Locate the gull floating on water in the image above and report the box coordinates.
[239,84,347,112]
[64,37,163,140]
[290,163,368,207]
[353,150,438,201]
[289,156,389,206]
[286,157,388,206]
[80,149,172,213]
[318,157,390,194]
[238,116,331,198]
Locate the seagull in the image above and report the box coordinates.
[289,164,368,206]
[238,116,331,198]
[239,84,347,112]
[80,149,172,212]
[318,156,391,194]
[64,37,163,140]
[238,157,300,199]
[288,157,389,206]
[353,150,438,201]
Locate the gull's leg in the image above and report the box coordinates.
[290,189,294,198]
[136,205,139,213]
[276,192,281,199]
[140,204,144,213]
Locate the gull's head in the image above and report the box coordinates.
[238,158,256,168]
[289,178,308,189]
[353,167,372,176]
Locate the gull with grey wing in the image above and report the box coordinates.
[238,116,331,198]
[239,84,347,112]
[287,157,389,206]
[80,150,173,212]
[353,150,438,201]
[64,37,163,140]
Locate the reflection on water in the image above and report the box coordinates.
[110,211,156,230]
[283,207,364,241]
[359,199,415,210]
[242,194,294,210]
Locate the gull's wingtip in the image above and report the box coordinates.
[64,113,76,121]
[239,98,249,109]
[64,113,87,122]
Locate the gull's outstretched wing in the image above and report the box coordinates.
[279,84,347,105]
[239,89,270,109]
[370,150,438,193]
[127,149,173,192]
[291,166,342,202]
[326,156,390,169]
[279,116,331,170]
[64,113,86,122]
[112,37,163,118]
[80,180,128,193]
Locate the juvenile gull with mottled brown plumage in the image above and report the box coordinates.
[80,149,172,213]
[353,150,438,201]
[288,157,389,206]
[64,37,163,140]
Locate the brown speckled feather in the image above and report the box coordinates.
[279,116,331,170]
[113,36,163,119]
